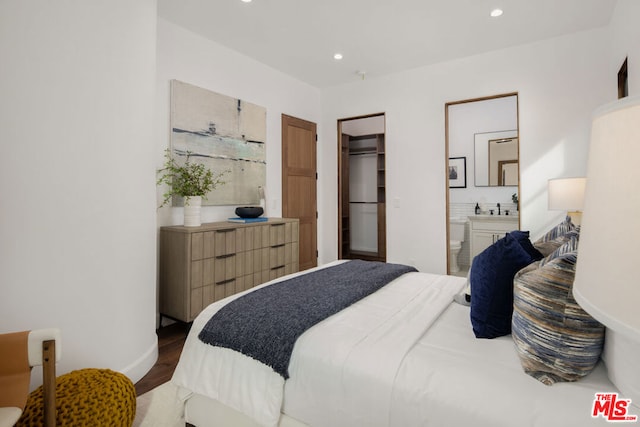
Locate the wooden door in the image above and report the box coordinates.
[282,114,317,270]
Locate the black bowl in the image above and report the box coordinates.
[235,206,264,218]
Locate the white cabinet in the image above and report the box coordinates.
[468,215,519,261]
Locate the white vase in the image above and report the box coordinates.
[183,196,202,227]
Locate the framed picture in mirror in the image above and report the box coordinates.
[448,157,467,188]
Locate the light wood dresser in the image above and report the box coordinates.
[159,218,299,322]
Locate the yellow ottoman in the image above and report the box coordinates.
[16,368,136,427]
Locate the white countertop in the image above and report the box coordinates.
[468,214,518,221]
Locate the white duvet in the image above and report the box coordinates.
[283,271,464,427]
[172,261,465,427]
[172,261,618,427]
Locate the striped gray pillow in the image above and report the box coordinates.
[537,216,577,242]
[533,223,580,258]
[512,249,604,385]
[539,235,579,267]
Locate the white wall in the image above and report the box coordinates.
[156,19,322,228]
[0,1,158,384]
[320,28,611,273]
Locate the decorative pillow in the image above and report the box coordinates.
[457,231,542,308]
[470,232,543,338]
[533,216,579,257]
[509,230,544,260]
[512,247,605,385]
[539,235,579,267]
[532,239,565,258]
[537,216,577,242]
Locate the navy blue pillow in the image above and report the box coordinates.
[509,230,544,260]
[470,232,542,339]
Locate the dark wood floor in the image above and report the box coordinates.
[134,322,190,396]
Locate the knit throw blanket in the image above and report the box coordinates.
[198,260,417,378]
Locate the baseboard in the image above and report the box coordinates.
[121,336,159,384]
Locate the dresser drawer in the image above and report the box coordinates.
[160,219,300,322]
[213,229,237,256]
[270,245,285,269]
[269,223,286,246]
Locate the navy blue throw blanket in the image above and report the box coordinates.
[198,260,417,379]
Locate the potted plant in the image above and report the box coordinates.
[157,149,227,226]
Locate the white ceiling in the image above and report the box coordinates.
[158,0,617,88]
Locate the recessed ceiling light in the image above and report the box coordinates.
[334,53,343,60]
[241,0,252,3]
[490,8,503,17]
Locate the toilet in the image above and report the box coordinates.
[449,218,467,273]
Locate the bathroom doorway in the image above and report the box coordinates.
[338,113,386,261]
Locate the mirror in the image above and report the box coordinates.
[445,93,520,276]
[474,130,518,186]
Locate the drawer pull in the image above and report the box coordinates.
[271,265,285,271]
[216,279,235,286]
[216,253,236,259]
[271,244,285,248]
[216,229,235,233]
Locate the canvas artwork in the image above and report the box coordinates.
[170,80,266,206]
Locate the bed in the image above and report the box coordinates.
[171,237,627,427]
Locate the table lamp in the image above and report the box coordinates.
[548,177,586,225]
[573,96,640,407]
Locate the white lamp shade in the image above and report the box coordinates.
[573,96,640,342]
[548,177,586,211]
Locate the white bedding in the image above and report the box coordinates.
[387,303,617,427]
[172,261,620,427]
[172,261,350,426]
[283,271,464,427]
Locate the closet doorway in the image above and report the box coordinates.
[338,113,386,262]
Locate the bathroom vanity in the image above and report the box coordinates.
[468,214,519,260]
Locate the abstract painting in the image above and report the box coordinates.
[170,80,266,206]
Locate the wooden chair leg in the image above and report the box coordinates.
[42,340,56,427]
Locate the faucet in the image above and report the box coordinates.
[497,203,501,215]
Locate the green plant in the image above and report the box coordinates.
[512,193,518,204]
[157,149,228,207]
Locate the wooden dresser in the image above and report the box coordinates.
[159,218,300,322]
